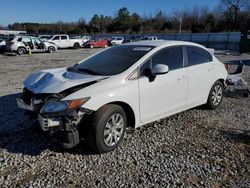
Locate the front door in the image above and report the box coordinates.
[139,46,188,123]
[31,38,45,52]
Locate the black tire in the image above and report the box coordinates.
[111,42,115,46]
[87,104,127,153]
[48,46,56,53]
[17,47,26,55]
[73,42,80,49]
[206,80,224,109]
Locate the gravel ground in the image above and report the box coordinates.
[0,49,249,187]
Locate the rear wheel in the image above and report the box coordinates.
[87,104,127,153]
[48,46,56,53]
[104,44,108,48]
[90,44,94,49]
[206,80,224,109]
[73,42,80,49]
[17,47,26,55]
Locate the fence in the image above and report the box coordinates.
[93,32,241,51]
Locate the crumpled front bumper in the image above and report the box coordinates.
[16,97,84,149]
[16,98,36,111]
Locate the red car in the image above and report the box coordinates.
[84,39,108,48]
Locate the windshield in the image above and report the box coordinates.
[74,45,154,76]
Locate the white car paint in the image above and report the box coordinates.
[60,41,227,128]
[48,35,83,48]
[19,40,228,151]
[24,67,108,93]
[110,37,124,45]
[5,36,57,54]
[21,41,228,129]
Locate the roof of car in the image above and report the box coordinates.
[125,40,205,48]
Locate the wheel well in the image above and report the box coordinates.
[108,102,135,128]
[217,78,226,87]
[18,46,26,50]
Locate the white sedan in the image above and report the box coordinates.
[17,41,228,153]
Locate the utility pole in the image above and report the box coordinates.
[172,15,182,34]
[92,24,100,34]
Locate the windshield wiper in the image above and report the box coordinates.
[67,64,100,75]
[77,68,100,75]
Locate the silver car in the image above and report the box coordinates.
[6,36,57,55]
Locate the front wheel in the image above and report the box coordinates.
[87,104,127,153]
[206,80,224,109]
[48,46,56,53]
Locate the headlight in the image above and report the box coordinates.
[40,98,90,114]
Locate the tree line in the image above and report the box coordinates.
[5,0,250,34]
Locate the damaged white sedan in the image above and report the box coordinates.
[17,41,228,153]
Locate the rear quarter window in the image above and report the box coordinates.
[186,46,212,66]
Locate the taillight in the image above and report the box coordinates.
[224,64,229,72]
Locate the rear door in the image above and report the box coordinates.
[184,46,215,107]
[21,37,33,49]
[139,46,188,123]
[60,35,69,48]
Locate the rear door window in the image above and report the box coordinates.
[186,46,212,66]
[53,36,60,40]
[61,36,67,40]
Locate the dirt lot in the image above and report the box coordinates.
[0,49,249,187]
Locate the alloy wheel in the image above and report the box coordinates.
[103,113,124,146]
[211,84,223,106]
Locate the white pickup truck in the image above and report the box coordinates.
[48,35,83,49]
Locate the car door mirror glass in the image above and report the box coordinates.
[152,64,169,75]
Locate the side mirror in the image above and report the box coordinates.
[152,64,169,76]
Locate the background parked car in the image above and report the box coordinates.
[48,34,83,49]
[6,36,57,55]
[0,36,7,52]
[122,35,142,43]
[108,37,124,46]
[84,39,108,48]
[70,35,91,44]
[141,36,158,41]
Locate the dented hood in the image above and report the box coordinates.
[24,67,108,94]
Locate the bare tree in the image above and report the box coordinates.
[220,0,249,23]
